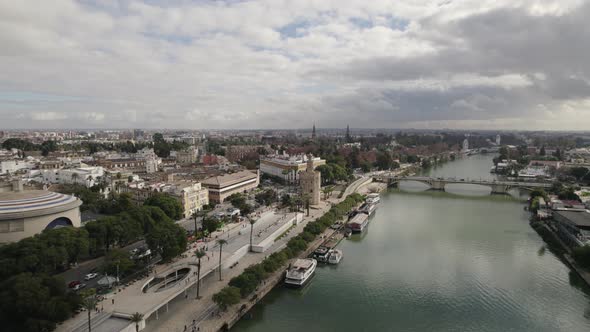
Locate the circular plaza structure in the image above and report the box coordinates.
[0,190,82,244]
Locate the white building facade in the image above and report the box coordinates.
[259,153,325,184]
[33,167,105,187]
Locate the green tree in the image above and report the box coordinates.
[529,189,547,201]
[146,222,187,262]
[202,217,221,234]
[216,239,228,281]
[102,249,134,278]
[0,273,81,332]
[191,211,200,237]
[570,167,590,181]
[375,151,394,170]
[212,286,241,310]
[194,249,206,299]
[71,172,79,184]
[144,193,183,220]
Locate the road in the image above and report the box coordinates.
[57,240,147,289]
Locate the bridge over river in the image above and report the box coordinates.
[373,175,552,195]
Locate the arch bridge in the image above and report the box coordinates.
[373,175,552,195]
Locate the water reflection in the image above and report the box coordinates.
[233,155,590,332]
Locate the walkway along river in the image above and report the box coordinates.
[232,154,590,332]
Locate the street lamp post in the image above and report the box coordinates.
[116,261,120,287]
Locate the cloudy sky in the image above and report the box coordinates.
[1,0,590,130]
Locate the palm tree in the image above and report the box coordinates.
[82,295,98,332]
[130,312,144,332]
[191,211,200,238]
[249,218,256,252]
[71,172,79,185]
[322,186,330,200]
[216,239,228,281]
[194,249,206,299]
[300,194,311,216]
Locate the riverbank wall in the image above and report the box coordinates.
[532,221,590,288]
[210,224,345,331]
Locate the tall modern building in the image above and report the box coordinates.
[345,125,351,142]
[299,155,321,205]
[496,134,501,145]
[312,124,316,139]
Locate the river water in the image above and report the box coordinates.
[233,154,590,332]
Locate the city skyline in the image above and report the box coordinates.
[2,1,590,130]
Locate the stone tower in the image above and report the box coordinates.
[300,154,321,205]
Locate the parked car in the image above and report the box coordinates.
[84,273,98,281]
[68,280,81,288]
[73,283,87,291]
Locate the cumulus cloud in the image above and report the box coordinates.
[0,0,589,129]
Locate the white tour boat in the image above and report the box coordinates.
[328,249,343,264]
[366,193,380,205]
[285,258,317,287]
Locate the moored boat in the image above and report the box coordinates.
[313,246,331,263]
[285,258,317,287]
[348,213,369,233]
[359,202,377,216]
[366,193,380,205]
[328,249,343,264]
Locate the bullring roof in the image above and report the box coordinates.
[0,190,82,220]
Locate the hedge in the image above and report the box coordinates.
[213,193,364,309]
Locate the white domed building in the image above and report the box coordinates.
[0,182,82,244]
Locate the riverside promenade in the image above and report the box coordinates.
[142,200,334,332]
[58,176,371,332]
[57,209,302,332]
[57,221,246,332]
[181,177,372,332]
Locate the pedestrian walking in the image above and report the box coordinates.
[112,299,114,305]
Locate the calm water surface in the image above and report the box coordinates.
[233,154,590,332]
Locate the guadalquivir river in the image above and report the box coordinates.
[233,154,590,332]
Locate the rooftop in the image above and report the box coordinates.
[292,258,314,269]
[554,210,590,228]
[201,170,257,188]
[0,190,81,219]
